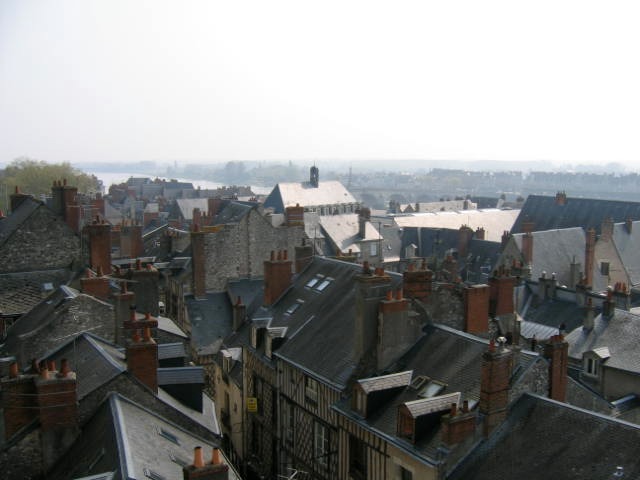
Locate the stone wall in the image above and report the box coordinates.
[0,206,81,273]
[200,209,306,292]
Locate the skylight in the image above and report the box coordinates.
[286,301,303,315]
[158,427,179,445]
[315,279,332,292]
[306,277,319,288]
[144,468,167,480]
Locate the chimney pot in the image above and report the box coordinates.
[450,402,458,417]
[462,400,469,413]
[47,360,56,372]
[211,447,222,465]
[386,290,393,301]
[396,289,403,300]
[143,326,152,342]
[9,362,18,378]
[193,446,205,468]
[59,358,71,377]
[39,364,49,380]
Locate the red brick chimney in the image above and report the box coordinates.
[35,358,78,431]
[126,326,158,393]
[294,238,313,273]
[191,227,206,299]
[263,250,293,306]
[285,203,305,226]
[543,334,568,402]
[192,208,202,230]
[85,217,112,274]
[475,227,485,240]
[464,284,490,334]
[488,267,515,317]
[601,217,614,241]
[80,267,111,300]
[441,401,476,446]
[584,227,596,288]
[9,186,32,213]
[355,263,392,360]
[1,361,38,439]
[555,191,567,206]
[92,192,105,217]
[183,446,229,480]
[479,338,513,435]
[458,225,474,258]
[402,261,433,302]
[207,198,224,220]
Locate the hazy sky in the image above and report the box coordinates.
[1,1,639,168]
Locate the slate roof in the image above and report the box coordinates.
[175,198,209,220]
[319,213,380,254]
[263,180,357,214]
[214,201,253,224]
[371,215,403,263]
[157,315,188,339]
[226,278,264,318]
[449,393,640,480]
[512,227,587,289]
[0,268,73,316]
[0,197,41,248]
[518,285,589,333]
[273,257,403,389]
[511,194,640,234]
[186,292,233,356]
[566,309,640,374]
[612,220,640,286]
[158,366,204,385]
[463,239,502,284]
[157,342,187,360]
[48,393,240,480]
[395,209,519,242]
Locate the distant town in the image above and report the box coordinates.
[1,160,640,479]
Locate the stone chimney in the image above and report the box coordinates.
[488,267,515,318]
[183,446,229,480]
[84,217,112,274]
[441,401,476,447]
[358,207,371,239]
[602,286,616,319]
[80,267,110,300]
[612,282,631,311]
[377,289,420,371]
[295,237,313,273]
[475,227,485,241]
[263,250,293,306]
[355,263,392,360]
[543,334,568,402]
[457,225,474,259]
[584,227,596,288]
[464,284,490,334]
[479,338,513,435]
[583,297,595,330]
[126,326,158,393]
[285,204,305,226]
[501,230,511,250]
[114,283,135,345]
[232,297,246,332]
[569,256,582,291]
[191,226,206,299]
[120,222,144,259]
[601,217,614,241]
[575,280,588,307]
[402,261,433,302]
[9,186,32,213]
[555,191,567,206]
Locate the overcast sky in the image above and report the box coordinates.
[1,1,639,169]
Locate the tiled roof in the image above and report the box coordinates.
[263,181,357,213]
[449,393,640,480]
[359,371,413,394]
[186,293,232,356]
[566,309,640,374]
[395,209,519,242]
[512,194,640,234]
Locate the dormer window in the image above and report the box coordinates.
[586,357,597,376]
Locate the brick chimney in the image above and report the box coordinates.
[285,203,305,226]
[601,217,614,241]
[10,186,32,213]
[263,250,293,306]
[294,237,313,273]
[92,192,105,217]
[441,401,476,447]
[602,286,616,319]
[457,225,474,259]
[114,283,135,345]
[584,227,596,288]
[355,263,392,360]
[232,297,246,332]
[583,297,595,330]
[543,334,568,402]
[35,358,78,431]
[183,446,229,480]
[120,222,144,259]
[377,289,420,371]
[475,227,485,241]
[85,217,112,274]
[488,267,515,317]
[464,284,490,334]
[1,361,38,439]
[126,326,158,393]
[358,207,371,239]
[612,282,631,311]
[402,261,433,302]
[555,191,567,206]
[191,226,206,299]
[207,198,224,220]
[479,338,513,435]
[501,230,511,250]
[80,267,111,300]
[192,208,202,230]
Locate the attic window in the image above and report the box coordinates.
[286,300,303,315]
[315,278,333,292]
[410,375,429,390]
[600,261,610,276]
[144,468,167,480]
[306,277,320,288]
[417,380,446,398]
[158,427,179,445]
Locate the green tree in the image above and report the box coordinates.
[0,157,100,211]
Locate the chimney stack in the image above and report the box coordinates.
[464,284,490,334]
[84,217,112,274]
[377,289,419,371]
[294,237,313,273]
[441,401,476,447]
[584,227,596,288]
[120,222,144,259]
[355,265,392,360]
[358,207,371,239]
[601,217,614,241]
[543,334,568,402]
[555,191,567,206]
[457,225,474,259]
[183,446,229,480]
[285,203,305,227]
[475,227,486,241]
[479,338,513,435]
[263,250,293,306]
[126,326,158,393]
[583,297,595,330]
[501,230,511,250]
[402,260,433,302]
[9,186,32,213]
[80,267,111,300]
[488,267,515,318]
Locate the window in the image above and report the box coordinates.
[349,435,367,479]
[370,242,378,256]
[305,377,318,404]
[284,402,294,447]
[399,466,413,480]
[286,301,303,315]
[314,421,330,467]
[586,357,598,376]
[315,279,332,292]
[306,277,320,288]
[600,261,610,276]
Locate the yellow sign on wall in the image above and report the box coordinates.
[247,397,258,413]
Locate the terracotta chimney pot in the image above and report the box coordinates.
[59,358,71,377]
[193,446,205,468]
[386,290,393,301]
[9,362,18,378]
[47,360,56,372]
[211,448,222,465]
